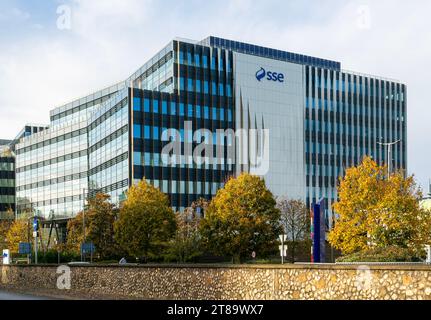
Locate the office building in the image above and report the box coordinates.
[14,36,407,219]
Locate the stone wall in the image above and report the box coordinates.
[1,264,431,300]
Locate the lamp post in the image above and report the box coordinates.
[377,140,401,177]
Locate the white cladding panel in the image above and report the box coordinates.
[234,52,305,200]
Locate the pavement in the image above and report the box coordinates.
[0,290,56,300]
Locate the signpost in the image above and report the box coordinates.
[426,245,431,264]
[311,198,327,263]
[19,242,32,265]
[33,217,39,265]
[81,242,95,263]
[2,249,10,265]
[279,234,288,264]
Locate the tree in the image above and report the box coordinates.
[277,198,310,262]
[0,208,14,252]
[200,173,281,263]
[66,193,118,260]
[114,179,176,262]
[329,156,431,255]
[7,218,31,254]
[167,201,207,263]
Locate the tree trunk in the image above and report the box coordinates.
[233,253,241,264]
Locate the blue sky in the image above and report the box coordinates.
[0,0,430,191]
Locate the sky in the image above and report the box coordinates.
[0,0,430,191]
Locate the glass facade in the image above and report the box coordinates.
[13,36,407,219]
[131,40,235,211]
[304,66,407,212]
[0,144,15,219]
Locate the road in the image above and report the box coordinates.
[0,290,53,300]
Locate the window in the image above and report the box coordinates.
[204,106,209,119]
[144,99,150,112]
[162,101,168,115]
[202,55,208,68]
[196,105,201,118]
[226,84,232,97]
[188,78,194,92]
[188,104,193,117]
[145,153,151,165]
[204,81,209,94]
[154,153,160,166]
[153,100,159,113]
[133,152,141,165]
[196,80,201,93]
[133,97,141,111]
[195,54,200,67]
[179,103,185,116]
[153,127,159,140]
[133,124,141,138]
[170,102,176,116]
[212,107,217,120]
[228,109,232,122]
[144,126,151,139]
[219,84,224,96]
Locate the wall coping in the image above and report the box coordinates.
[3,263,431,272]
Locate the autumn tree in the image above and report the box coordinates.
[167,200,207,263]
[0,208,14,252]
[7,218,31,254]
[200,174,281,263]
[329,156,431,255]
[277,198,310,262]
[66,193,118,260]
[114,179,176,262]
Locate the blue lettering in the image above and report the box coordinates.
[256,67,285,83]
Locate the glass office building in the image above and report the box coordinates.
[14,36,407,219]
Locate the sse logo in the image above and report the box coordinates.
[255,67,285,83]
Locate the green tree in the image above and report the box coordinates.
[200,173,281,263]
[114,179,176,262]
[329,156,431,255]
[277,198,310,262]
[167,200,208,263]
[66,193,118,260]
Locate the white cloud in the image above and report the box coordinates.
[0,0,429,189]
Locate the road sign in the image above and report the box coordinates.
[279,245,288,258]
[19,243,32,255]
[279,235,287,243]
[81,242,95,254]
[33,218,39,231]
[2,249,10,265]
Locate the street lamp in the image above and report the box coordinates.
[377,139,401,177]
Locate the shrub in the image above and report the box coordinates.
[336,246,425,263]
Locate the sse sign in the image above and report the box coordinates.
[255,67,285,83]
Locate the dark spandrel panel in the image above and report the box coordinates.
[200,36,341,71]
